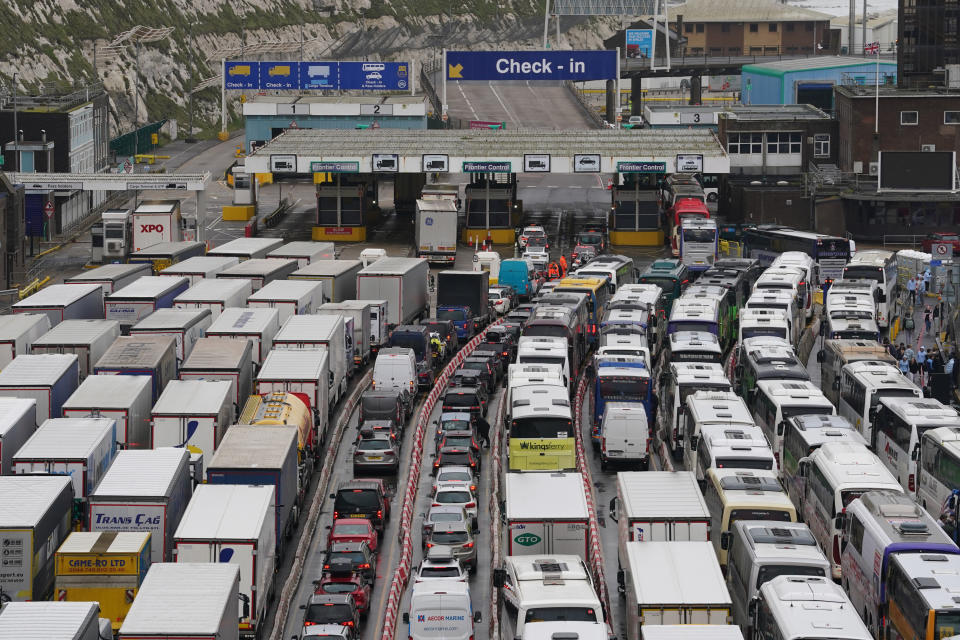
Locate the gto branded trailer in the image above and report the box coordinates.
[65,263,153,294]
[0,398,37,475]
[12,417,117,500]
[356,257,429,326]
[179,337,253,411]
[207,237,284,262]
[104,276,190,330]
[31,320,121,379]
[0,353,79,423]
[505,472,589,560]
[62,375,153,450]
[172,277,253,319]
[0,475,74,601]
[93,335,177,402]
[317,301,373,366]
[13,284,103,326]
[0,313,51,370]
[118,562,240,640]
[272,314,348,403]
[247,279,325,324]
[206,425,299,546]
[150,380,233,473]
[205,308,280,367]
[88,448,192,564]
[173,484,276,636]
[255,349,330,441]
[266,240,335,267]
[160,256,240,284]
[0,601,108,640]
[129,308,213,362]
[289,259,362,303]
[54,531,152,632]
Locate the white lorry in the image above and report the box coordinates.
[272,314,349,404]
[416,198,458,265]
[505,472,589,560]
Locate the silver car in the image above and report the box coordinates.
[353,432,399,474]
[425,521,476,571]
[421,505,469,546]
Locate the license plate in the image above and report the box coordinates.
[350,514,366,518]
[367,456,383,461]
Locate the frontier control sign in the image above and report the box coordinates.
[447,50,617,81]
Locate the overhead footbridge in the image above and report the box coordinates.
[245,128,728,245]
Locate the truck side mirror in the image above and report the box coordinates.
[798,458,810,477]
[834,513,845,531]
[832,379,840,391]
[493,568,506,588]
[238,593,250,620]
[912,442,920,461]
[402,613,410,624]
[329,493,336,500]
[474,611,482,623]
[777,422,785,437]
[608,496,618,522]
[748,596,759,621]
[720,531,731,550]
[816,350,825,363]
[690,436,700,452]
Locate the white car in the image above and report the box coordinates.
[300,624,352,639]
[432,481,478,523]
[433,465,476,494]
[415,545,469,582]
[519,225,546,248]
[489,289,510,315]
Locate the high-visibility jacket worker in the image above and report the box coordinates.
[548,262,560,279]
[559,255,568,276]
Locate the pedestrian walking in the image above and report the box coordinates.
[900,354,911,378]
[885,338,898,360]
[904,315,915,345]
[907,276,917,306]
[558,255,568,277]
[920,275,928,298]
[909,357,920,384]
[918,346,928,386]
[476,415,490,449]
[924,269,933,295]
[905,344,915,362]
[925,306,933,333]
[947,352,957,377]
[898,343,906,360]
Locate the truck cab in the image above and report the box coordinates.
[101,209,131,260]
[387,325,437,390]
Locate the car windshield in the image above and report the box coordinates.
[436,309,467,321]
[430,531,468,544]
[444,437,473,448]
[436,491,471,504]
[527,236,547,247]
[333,524,369,536]
[668,321,716,334]
[716,457,774,470]
[756,564,825,589]
[683,229,716,243]
[444,394,478,408]
[639,277,677,292]
[429,512,464,524]
[460,362,487,373]
[330,551,365,565]
[510,417,572,439]
[525,607,598,623]
[320,582,359,594]
[842,266,883,283]
[780,406,833,419]
[305,603,353,624]
[441,419,472,431]
[440,452,471,466]
[439,471,472,482]
[421,567,462,578]
[742,327,786,339]
[358,440,391,451]
[599,377,649,401]
[390,335,425,359]
[729,508,793,525]
[336,490,379,509]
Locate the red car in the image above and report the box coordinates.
[922,232,960,253]
[328,518,379,553]
[313,569,371,616]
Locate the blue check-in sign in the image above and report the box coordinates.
[447,50,617,81]
[260,62,299,90]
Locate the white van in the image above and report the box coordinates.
[600,402,649,470]
[372,347,417,418]
[404,581,479,640]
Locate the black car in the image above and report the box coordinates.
[482,326,517,361]
[449,368,490,393]
[471,344,508,378]
[461,356,498,390]
[331,479,390,531]
[420,318,460,357]
[323,541,376,584]
[433,444,482,476]
[442,386,488,419]
[359,390,405,426]
[501,317,526,340]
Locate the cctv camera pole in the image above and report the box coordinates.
[12,72,17,172]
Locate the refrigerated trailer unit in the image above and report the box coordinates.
[0,475,74,601]
[150,380,233,473]
[65,263,153,294]
[356,257,429,326]
[0,313,51,370]
[317,300,373,366]
[415,198,458,264]
[173,484,276,637]
[266,240,335,267]
[30,319,121,379]
[178,337,253,412]
[0,601,108,639]
[272,314,348,403]
[505,472,589,560]
[129,308,213,362]
[289,258,363,303]
[0,353,79,424]
[206,425,299,548]
[216,258,298,292]
[204,308,280,367]
[104,276,190,330]
[13,284,103,326]
[88,447,193,564]
[172,277,252,319]
[160,256,240,285]
[13,417,117,501]
[118,562,240,640]
[0,398,36,475]
[93,335,177,402]
[131,201,182,253]
[62,375,152,450]
[255,348,330,440]
[247,279,324,324]
[207,237,284,262]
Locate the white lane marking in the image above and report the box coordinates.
[456,81,479,121]
[206,215,223,229]
[488,82,519,128]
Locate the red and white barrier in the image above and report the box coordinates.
[489,385,507,639]
[379,321,502,640]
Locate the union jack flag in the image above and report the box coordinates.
[864,42,880,54]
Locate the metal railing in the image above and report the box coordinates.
[624,48,894,71]
[564,81,606,129]
[883,234,928,249]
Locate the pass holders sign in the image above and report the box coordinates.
[224,60,411,91]
[463,161,512,173]
[676,154,703,173]
[372,154,399,172]
[270,154,298,174]
[312,161,360,173]
[625,29,654,59]
[524,154,551,173]
[617,161,666,174]
[341,62,409,91]
[422,154,449,172]
[447,50,617,81]
[574,154,601,173]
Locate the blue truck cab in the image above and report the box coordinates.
[591,354,651,446]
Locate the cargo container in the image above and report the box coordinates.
[205,308,280,367]
[215,258,297,292]
[62,375,152,450]
[0,475,74,600]
[505,472,589,560]
[359,299,389,355]
[289,259,362,303]
[179,338,253,411]
[415,198,458,264]
[0,601,107,639]
[105,276,191,330]
[13,284,103,326]
[207,425,299,547]
[31,320,121,379]
[13,417,117,501]
[0,354,79,423]
[150,381,232,473]
[89,448,192,563]
[132,201,182,253]
[118,562,240,640]
[357,257,429,326]
[611,472,711,569]
[207,237,284,262]
[93,335,177,402]
[256,349,330,441]
[174,484,276,636]
[0,313,51,369]
[172,278,252,319]
[266,240,335,267]
[273,314,348,403]
[247,279,324,324]
[160,255,240,284]
[65,263,153,294]
[0,398,36,475]
[54,531,151,632]
[317,301,373,367]
[129,308,213,362]
[128,241,206,274]
[623,541,731,635]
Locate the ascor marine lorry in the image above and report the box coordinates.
[356,257,429,327]
[436,270,490,339]
[416,198,458,265]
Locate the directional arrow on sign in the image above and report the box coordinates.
[448,63,463,79]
